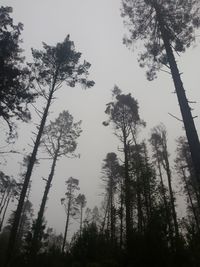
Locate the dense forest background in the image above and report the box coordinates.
[1,1,200,266]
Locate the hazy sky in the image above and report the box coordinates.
[1,0,200,238]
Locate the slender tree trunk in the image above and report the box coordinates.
[156,8,200,189]
[62,198,71,253]
[136,174,143,233]
[17,184,32,245]
[5,75,57,266]
[0,189,10,216]
[101,195,110,233]
[119,181,124,249]
[143,145,153,218]
[123,134,132,251]
[31,150,58,257]
[0,189,7,211]
[80,205,83,236]
[0,195,11,231]
[110,181,115,243]
[142,172,150,225]
[157,159,174,249]
[163,151,179,240]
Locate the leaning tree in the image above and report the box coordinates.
[121,0,200,188]
[6,35,94,264]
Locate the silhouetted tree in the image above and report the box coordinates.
[76,194,87,236]
[101,152,120,243]
[0,6,36,132]
[121,0,200,189]
[104,86,145,251]
[150,124,179,243]
[61,177,79,253]
[31,110,81,257]
[149,129,174,249]
[6,35,94,264]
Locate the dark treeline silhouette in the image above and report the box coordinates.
[1,1,200,267]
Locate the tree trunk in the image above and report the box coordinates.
[0,189,7,211]
[110,179,115,244]
[0,189,10,216]
[157,158,174,249]
[123,134,132,251]
[157,8,200,189]
[80,205,83,236]
[0,195,11,231]
[17,185,32,245]
[62,198,71,253]
[119,181,124,249]
[5,75,57,266]
[163,150,179,240]
[136,174,143,233]
[31,149,58,257]
[101,195,110,233]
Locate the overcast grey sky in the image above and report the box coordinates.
[1,0,200,238]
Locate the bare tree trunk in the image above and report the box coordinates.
[157,159,174,249]
[31,149,58,257]
[156,7,200,189]
[101,195,110,233]
[163,151,179,240]
[136,174,143,233]
[110,182,115,244]
[119,181,124,249]
[80,205,83,236]
[123,134,132,251]
[17,184,32,245]
[62,198,71,253]
[0,195,11,231]
[0,189,10,216]
[0,189,7,211]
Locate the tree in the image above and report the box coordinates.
[76,194,87,236]
[149,129,174,248]
[101,152,120,243]
[121,0,200,189]
[61,177,80,253]
[175,137,200,231]
[6,35,94,263]
[150,124,179,243]
[31,110,81,257]
[104,86,145,250]
[0,176,18,232]
[0,6,36,132]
